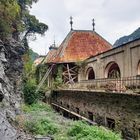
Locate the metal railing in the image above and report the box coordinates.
[78,76,140,92]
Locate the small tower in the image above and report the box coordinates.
[92,18,95,31]
[70,16,73,30]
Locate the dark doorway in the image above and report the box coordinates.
[63,111,69,118]
[76,107,80,114]
[106,118,115,129]
[88,111,93,121]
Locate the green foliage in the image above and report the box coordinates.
[24,14,48,36]
[23,80,44,105]
[22,102,52,113]
[23,103,122,140]
[22,13,48,49]
[0,0,20,38]
[23,52,46,105]
[18,0,38,10]
[53,65,63,88]
[68,121,121,140]
[25,118,58,135]
[29,48,39,61]
[35,64,48,85]
[0,0,48,44]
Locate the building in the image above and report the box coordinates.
[39,20,140,140]
[43,29,112,85]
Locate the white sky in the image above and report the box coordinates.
[29,0,140,55]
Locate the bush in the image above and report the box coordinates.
[22,102,52,113]
[23,80,44,105]
[22,103,122,140]
[68,121,121,140]
[24,118,58,135]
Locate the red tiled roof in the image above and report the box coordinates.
[43,49,57,63]
[45,30,112,63]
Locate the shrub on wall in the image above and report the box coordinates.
[53,65,63,88]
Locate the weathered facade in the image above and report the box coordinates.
[43,29,112,85]
[51,90,140,140]
[41,28,140,140]
[79,38,140,81]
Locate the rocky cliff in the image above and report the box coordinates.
[0,38,26,140]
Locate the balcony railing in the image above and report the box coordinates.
[76,76,140,93]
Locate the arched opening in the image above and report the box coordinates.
[138,61,140,75]
[86,67,95,80]
[105,62,121,78]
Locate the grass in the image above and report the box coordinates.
[22,102,52,113]
[24,118,58,135]
[67,121,121,140]
[22,102,122,140]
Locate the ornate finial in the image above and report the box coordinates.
[92,18,95,31]
[70,16,73,30]
[53,35,56,47]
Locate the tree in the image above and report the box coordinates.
[0,0,20,39]
[0,0,48,44]
[18,0,38,10]
[22,13,48,49]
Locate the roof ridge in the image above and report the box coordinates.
[72,29,94,32]
[56,31,73,57]
[94,32,112,46]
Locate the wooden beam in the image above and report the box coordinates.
[52,103,96,125]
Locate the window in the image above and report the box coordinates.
[76,107,79,114]
[88,111,93,121]
[106,118,115,129]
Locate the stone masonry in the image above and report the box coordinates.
[51,90,140,140]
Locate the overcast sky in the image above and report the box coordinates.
[29,0,140,55]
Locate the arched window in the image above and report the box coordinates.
[138,61,140,75]
[86,67,95,80]
[105,62,121,78]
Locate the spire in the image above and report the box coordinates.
[70,16,73,30]
[53,35,56,47]
[92,18,95,31]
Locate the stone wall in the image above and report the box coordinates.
[51,90,140,140]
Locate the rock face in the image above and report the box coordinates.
[0,39,26,140]
[113,27,140,47]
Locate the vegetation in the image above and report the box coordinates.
[0,0,48,104]
[35,64,48,85]
[0,0,48,42]
[25,118,58,135]
[22,80,44,104]
[68,121,121,140]
[22,52,47,104]
[22,102,122,140]
[0,0,20,39]
[53,65,63,88]
[29,48,39,61]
